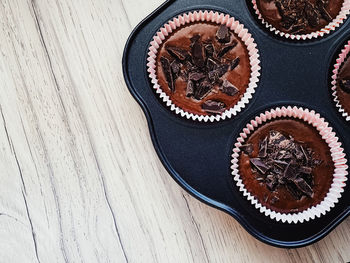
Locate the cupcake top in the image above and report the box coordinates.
[256,0,344,35]
[156,23,251,116]
[239,118,334,213]
[337,53,350,115]
[232,106,347,223]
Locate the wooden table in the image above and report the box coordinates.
[0,0,349,262]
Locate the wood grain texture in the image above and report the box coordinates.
[0,0,349,262]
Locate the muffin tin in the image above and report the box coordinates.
[122,0,350,248]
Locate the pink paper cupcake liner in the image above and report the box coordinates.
[231,106,348,224]
[147,10,261,122]
[331,40,350,122]
[251,0,350,40]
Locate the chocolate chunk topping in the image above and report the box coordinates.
[266,174,278,191]
[186,80,195,97]
[208,64,230,83]
[265,0,334,34]
[190,34,200,43]
[194,80,213,100]
[220,80,239,96]
[283,162,299,181]
[206,57,220,71]
[286,183,303,200]
[166,46,189,61]
[216,63,230,76]
[160,56,174,92]
[189,71,206,82]
[270,196,279,205]
[241,144,254,156]
[245,130,321,203]
[216,24,231,43]
[230,57,240,71]
[161,25,242,110]
[339,79,350,93]
[201,100,226,114]
[218,42,238,58]
[170,60,181,78]
[258,137,268,158]
[300,166,312,174]
[294,177,313,197]
[305,2,320,27]
[250,158,270,174]
[191,35,206,68]
[317,0,332,21]
[268,130,290,147]
[204,43,215,57]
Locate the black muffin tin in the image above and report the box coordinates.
[123,0,350,248]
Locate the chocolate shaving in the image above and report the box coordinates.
[217,42,237,58]
[201,100,226,114]
[320,7,332,22]
[258,137,268,158]
[274,160,288,169]
[317,0,332,21]
[186,80,195,97]
[339,79,350,93]
[166,46,189,61]
[216,24,231,43]
[170,60,181,78]
[246,130,321,203]
[300,145,309,162]
[241,144,254,156]
[283,162,299,181]
[294,177,313,197]
[305,2,320,27]
[204,43,215,57]
[179,69,188,82]
[220,80,239,96]
[194,80,213,100]
[300,166,312,174]
[208,64,229,83]
[191,35,206,68]
[266,174,278,191]
[230,57,240,71]
[294,145,304,161]
[160,56,174,92]
[206,57,220,71]
[250,158,270,174]
[189,71,206,82]
[286,183,304,200]
[312,159,323,166]
[270,196,279,205]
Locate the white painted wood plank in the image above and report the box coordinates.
[29,0,213,261]
[0,0,128,262]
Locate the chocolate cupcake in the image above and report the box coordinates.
[252,0,350,40]
[147,11,261,122]
[239,119,333,214]
[231,106,348,223]
[332,40,350,121]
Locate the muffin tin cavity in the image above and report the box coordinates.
[248,0,350,40]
